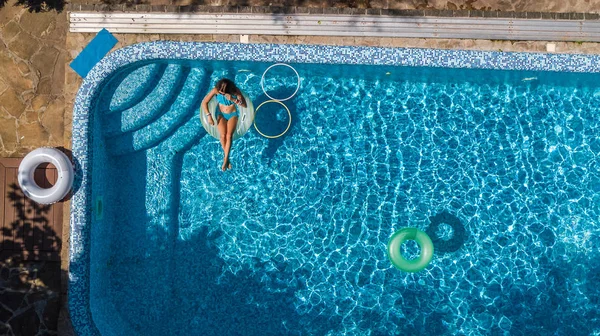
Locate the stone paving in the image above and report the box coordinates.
[0,4,67,159]
[0,260,62,336]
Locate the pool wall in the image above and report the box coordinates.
[70,41,600,335]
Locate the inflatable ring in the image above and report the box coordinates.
[200,92,255,141]
[261,63,300,102]
[17,147,74,205]
[387,228,434,272]
[253,100,291,139]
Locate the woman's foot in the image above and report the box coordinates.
[222,159,232,171]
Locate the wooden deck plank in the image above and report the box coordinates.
[0,162,5,251]
[15,167,26,252]
[44,166,56,186]
[39,167,50,251]
[2,159,26,258]
[0,158,62,261]
[33,168,45,253]
[51,173,63,257]
[43,168,58,251]
[27,168,46,251]
[4,167,17,251]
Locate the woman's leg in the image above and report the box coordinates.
[223,116,238,170]
[217,114,227,151]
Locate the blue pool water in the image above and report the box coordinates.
[90,60,600,335]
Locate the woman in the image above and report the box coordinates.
[202,78,247,171]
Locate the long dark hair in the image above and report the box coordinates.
[215,78,238,94]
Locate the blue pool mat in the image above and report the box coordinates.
[70,28,118,78]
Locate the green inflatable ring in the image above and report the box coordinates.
[387,228,434,272]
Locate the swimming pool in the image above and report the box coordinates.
[70,42,600,336]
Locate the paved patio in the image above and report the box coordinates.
[0,6,67,159]
[3,0,600,334]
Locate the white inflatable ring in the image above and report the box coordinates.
[253,100,292,139]
[200,92,255,141]
[260,63,300,102]
[18,147,74,204]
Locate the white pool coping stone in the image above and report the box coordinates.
[70,12,600,42]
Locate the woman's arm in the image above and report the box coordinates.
[235,88,247,108]
[201,88,218,114]
[201,88,218,125]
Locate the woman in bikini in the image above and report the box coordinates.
[202,78,247,171]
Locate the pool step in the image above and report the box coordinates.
[96,63,165,115]
[107,67,207,155]
[103,64,187,136]
[159,113,206,154]
[110,63,167,113]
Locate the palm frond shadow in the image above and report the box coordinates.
[0,0,65,12]
[1,183,64,334]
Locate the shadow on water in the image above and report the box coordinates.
[164,118,342,334]
[425,211,468,254]
[98,67,213,335]
[442,225,599,336]
[103,146,210,336]
[498,255,600,335]
[89,60,350,334]
[252,88,300,163]
[171,226,342,336]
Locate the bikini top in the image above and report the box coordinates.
[216,93,237,106]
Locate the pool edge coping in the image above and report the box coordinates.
[69,41,600,335]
